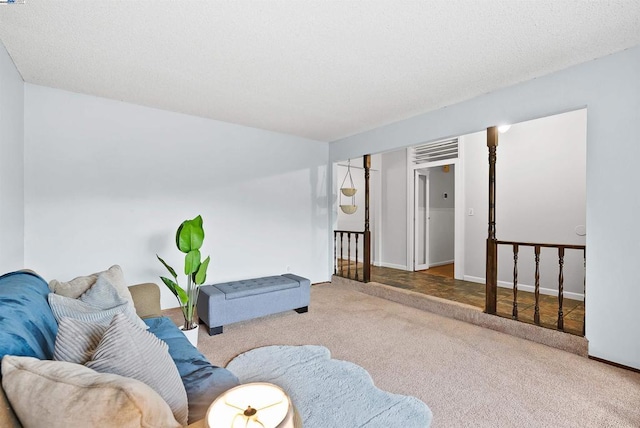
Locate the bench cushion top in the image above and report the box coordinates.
[213,275,300,300]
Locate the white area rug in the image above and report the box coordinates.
[226,345,432,427]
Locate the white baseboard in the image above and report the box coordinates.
[378,262,409,270]
[429,260,454,268]
[337,256,363,263]
[340,259,404,270]
[463,276,486,285]
[463,275,584,301]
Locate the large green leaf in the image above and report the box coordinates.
[194,256,210,285]
[159,215,210,317]
[176,215,204,253]
[184,249,201,275]
[160,276,188,306]
[156,254,178,282]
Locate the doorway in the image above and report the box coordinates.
[414,169,429,271]
[413,165,455,275]
[406,138,464,281]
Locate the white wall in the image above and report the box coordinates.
[330,45,640,369]
[0,41,24,272]
[24,84,329,309]
[462,131,489,282]
[379,149,407,269]
[428,165,455,266]
[462,110,587,297]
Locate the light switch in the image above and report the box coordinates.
[468,208,474,216]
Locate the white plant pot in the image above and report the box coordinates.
[180,325,199,347]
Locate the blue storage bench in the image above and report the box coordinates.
[197,274,310,335]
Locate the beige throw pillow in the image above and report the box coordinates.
[1,355,181,428]
[86,313,188,426]
[49,265,134,306]
[49,273,96,299]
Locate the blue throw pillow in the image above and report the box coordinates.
[0,271,58,361]
[144,316,239,424]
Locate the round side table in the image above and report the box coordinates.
[205,382,302,428]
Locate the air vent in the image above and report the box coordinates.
[411,138,458,164]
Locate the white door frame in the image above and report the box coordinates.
[414,169,429,270]
[406,145,465,279]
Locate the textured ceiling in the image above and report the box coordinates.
[1,1,639,142]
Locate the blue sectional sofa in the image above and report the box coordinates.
[0,270,239,427]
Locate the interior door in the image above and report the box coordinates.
[414,170,429,271]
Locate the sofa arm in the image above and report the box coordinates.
[129,282,162,319]
[0,385,21,428]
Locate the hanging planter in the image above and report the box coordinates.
[340,204,357,214]
[341,187,357,197]
[340,159,358,197]
[340,159,358,214]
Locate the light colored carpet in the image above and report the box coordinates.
[166,283,640,427]
[226,344,432,427]
[332,275,589,356]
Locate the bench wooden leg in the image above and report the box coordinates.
[209,326,223,336]
[294,306,308,314]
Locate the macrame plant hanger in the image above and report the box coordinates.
[340,159,358,214]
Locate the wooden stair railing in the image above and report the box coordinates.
[333,230,370,282]
[496,241,586,334]
[484,126,585,335]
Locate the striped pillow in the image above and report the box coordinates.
[53,318,106,365]
[86,313,188,426]
[48,274,147,330]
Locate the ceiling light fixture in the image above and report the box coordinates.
[498,124,511,133]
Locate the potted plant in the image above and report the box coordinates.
[157,215,211,346]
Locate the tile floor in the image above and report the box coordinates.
[335,261,585,336]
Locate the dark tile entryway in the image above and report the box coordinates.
[347,263,585,336]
